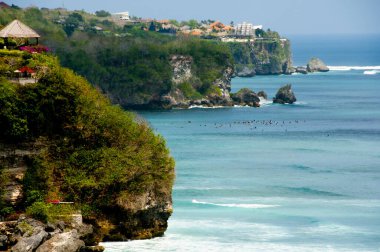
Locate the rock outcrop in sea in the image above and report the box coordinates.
[307,58,329,72]
[295,58,329,74]
[257,91,268,100]
[273,84,297,104]
[231,88,260,107]
[295,66,308,74]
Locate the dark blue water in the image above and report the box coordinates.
[104,35,380,251]
[289,34,380,66]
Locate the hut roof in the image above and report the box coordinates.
[0,2,10,8]
[0,19,40,38]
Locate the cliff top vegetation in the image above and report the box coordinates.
[0,50,175,230]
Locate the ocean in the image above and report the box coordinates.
[103,35,380,251]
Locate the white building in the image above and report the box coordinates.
[235,22,262,37]
[112,11,130,21]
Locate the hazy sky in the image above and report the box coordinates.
[6,0,380,35]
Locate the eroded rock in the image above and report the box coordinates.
[307,58,329,72]
[273,84,297,104]
[231,88,260,107]
[36,230,85,252]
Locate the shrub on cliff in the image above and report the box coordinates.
[0,53,175,239]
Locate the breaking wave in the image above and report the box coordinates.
[363,70,380,75]
[328,66,380,71]
[191,199,279,209]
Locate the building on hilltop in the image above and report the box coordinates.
[210,21,225,31]
[234,22,263,37]
[112,11,130,21]
[235,22,255,37]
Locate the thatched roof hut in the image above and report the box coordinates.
[0,19,40,38]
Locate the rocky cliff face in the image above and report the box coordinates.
[0,142,44,208]
[170,55,193,85]
[162,54,234,108]
[99,189,172,240]
[229,39,293,76]
[0,140,173,243]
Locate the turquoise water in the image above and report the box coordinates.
[104,36,380,251]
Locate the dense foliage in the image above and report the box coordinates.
[0,7,234,108]
[0,52,175,221]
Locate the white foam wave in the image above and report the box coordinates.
[363,70,380,75]
[189,105,225,109]
[192,199,279,209]
[174,186,238,190]
[259,97,273,106]
[294,101,308,105]
[328,66,380,71]
[233,104,249,108]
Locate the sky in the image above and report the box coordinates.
[5,0,380,35]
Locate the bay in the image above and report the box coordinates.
[103,35,380,251]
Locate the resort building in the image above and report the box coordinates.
[112,11,130,21]
[235,22,262,37]
[235,22,254,36]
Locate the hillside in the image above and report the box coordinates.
[0,50,175,246]
[0,6,234,109]
[0,6,292,109]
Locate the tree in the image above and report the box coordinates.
[95,10,111,17]
[188,19,199,29]
[255,28,266,38]
[169,19,180,27]
[63,13,84,36]
[149,22,156,31]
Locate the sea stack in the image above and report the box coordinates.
[273,84,297,104]
[307,58,329,72]
[231,88,261,107]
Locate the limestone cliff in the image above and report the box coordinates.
[228,38,293,76]
[162,54,233,108]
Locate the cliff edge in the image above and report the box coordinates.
[228,36,293,76]
[0,50,175,250]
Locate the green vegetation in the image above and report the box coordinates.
[95,10,111,17]
[0,52,175,223]
[17,221,34,235]
[178,82,202,99]
[0,7,234,108]
[0,165,10,218]
[227,37,291,75]
[26,202,77,223]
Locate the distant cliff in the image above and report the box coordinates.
[227,37,293,76]
[0,7,290,110]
